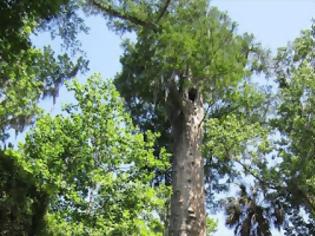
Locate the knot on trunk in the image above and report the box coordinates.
[188,207,196,219]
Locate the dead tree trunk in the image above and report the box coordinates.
[168,83,206,236]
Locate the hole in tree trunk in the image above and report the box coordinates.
[188,88,197,102]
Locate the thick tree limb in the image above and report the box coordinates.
[90,0,152,28]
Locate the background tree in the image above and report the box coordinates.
[223,185,284,236]
[17,74,170,235]
[0,1,87,233]
[0,0,88,143]
[221,23,315,236]
[271,22,315,235]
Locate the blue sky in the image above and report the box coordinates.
[30,1,315,235]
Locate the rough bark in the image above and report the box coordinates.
[168,86,206,236]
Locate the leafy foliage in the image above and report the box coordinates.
[226,23,315,236]
[0,150,49,235]
[206,217,218,236]
[0,0,87,59]
[110,0,267,189]
[270,22,315,235]
[0,0,88,143]
[19,74,170,235]
[1,1,314,235]
[0,46,87,143]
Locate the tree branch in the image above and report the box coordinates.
[235,159,315,214]
[157,0,171,22]
[90,0,153,28]
[234,159,279,190]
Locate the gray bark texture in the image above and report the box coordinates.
[168,84,206,236]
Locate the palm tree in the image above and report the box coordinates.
[224,184,284,236]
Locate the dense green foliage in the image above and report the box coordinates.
[110,1,268,196]
[24,75,170,235]
[219,23,315,236]
[0,150,49,235]
[2,75,171,235]
[274,24,315,212]
[270,23,315,235]
[0,0,87,143]
[0,0,314,235]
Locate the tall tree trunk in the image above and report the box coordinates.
[168,86,206,236]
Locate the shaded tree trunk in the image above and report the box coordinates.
[168,85,206,236]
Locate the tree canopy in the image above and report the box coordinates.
[0,1,314,235]
[0,0,87,143]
